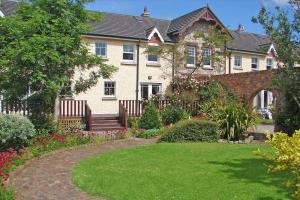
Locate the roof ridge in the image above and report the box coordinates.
[171,7,205,22]
[87,10,171,22]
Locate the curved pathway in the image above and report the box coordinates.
[12,138,157,200]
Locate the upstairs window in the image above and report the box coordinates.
[95,42,107,57]
[148,46,160,63]
[187,46,196,67]
[203,48,212,67]
[104,81,115,97]
[267,59,273,70]
[234,55,242,67]
[252,57,259,70]
[123,44,135,61]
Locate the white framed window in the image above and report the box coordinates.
[203,48,212,68]
[95,42,107,57]
[104,81,116,97]
[252,57,259,70]
[234,55,242,67]
[187,46,196,68]
[266,58,273,70]
[147,46,160,63]
[141,83,162,100]
[123,44,135,61]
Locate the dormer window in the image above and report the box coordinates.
[187,46,196,68]
[203,48,212,68]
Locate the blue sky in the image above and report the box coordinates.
[85,0,290,35]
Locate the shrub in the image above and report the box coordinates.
[160,119,220,142]
[258,129,300,199]
[128,117,140,129]
[213,103,255,141]
[139,103,162,130]
[161,106,190,125]
[0,114,36,151]
[136,129,161,139]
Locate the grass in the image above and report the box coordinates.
[72,143,292,200]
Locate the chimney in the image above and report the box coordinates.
[237,24,245,32]
[141,6,150,17]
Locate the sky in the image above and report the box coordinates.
[85,0,291,35]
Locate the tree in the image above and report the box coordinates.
[0,0,117,129]
[253,1,300,135]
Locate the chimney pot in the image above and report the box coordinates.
[141,6,150,17]
[238,24,245,32]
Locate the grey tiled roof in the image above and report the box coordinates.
[227,30,271,54]
[167,7,205,34]
[88,12,173,42]
[0,2,272,54]
[0,0,18,16]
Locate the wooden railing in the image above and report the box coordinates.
[59,99,87,118]
[0,100,28,115]
[120,100,201,117]
[85,103,92,131]
[119,101,128,129]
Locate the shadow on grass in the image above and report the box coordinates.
[209,157,293,200]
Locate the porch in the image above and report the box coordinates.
[0,99,201,131]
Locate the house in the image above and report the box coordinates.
[76,6,278,115]
[0,1,281,129]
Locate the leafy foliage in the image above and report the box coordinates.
[160,119,220,143]
[0,115,36,151]
[139,103,162,130]
[0,0,117,129]
[160,106,190,125]
[253,2,300,135]
[258,129,300,199]
[212,103,255,141]
[127,117,140,129]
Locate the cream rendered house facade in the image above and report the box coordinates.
[73,7,278,114]
[0,0,279,115]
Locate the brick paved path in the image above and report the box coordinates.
[12,138,157,200]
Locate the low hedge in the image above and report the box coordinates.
[160,119,220,143]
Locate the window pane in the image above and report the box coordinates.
[123,45,134,53]
[104,82,115,96]
[234,56,241,66]
[203,48,211,66]
[148,54,158,62]
[252,58,258,69]
[141,84,149,100]
[123,53,134,60]
[187,47,196,65]
[152,84,161,95]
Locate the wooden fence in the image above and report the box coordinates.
[59,99,87,118]
[0,100,28,115]
[119,100,201,117]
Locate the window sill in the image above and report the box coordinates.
[102,97,117,101]
[121,61,137,66]
[233,67,243,70]
[186,65,196,69]
[203,66,214,70]
[101,57,109,61]
[146,62,161,67]
[252,68,259,71]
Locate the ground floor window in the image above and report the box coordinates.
[104,81,116,97]
[141,83,162,100]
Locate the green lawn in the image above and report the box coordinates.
[72,143,292,200]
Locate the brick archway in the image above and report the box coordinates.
[199,70,278,107]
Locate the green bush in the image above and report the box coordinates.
[160,119,220,142]
[161,106,190,125]
[0,114,36,151]
[212,103,255,141]
[128,117,140,129]
[136,129,161,139]
[139,103,162,130]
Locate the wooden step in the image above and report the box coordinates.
[91,123,123,128]
[91,119,120,124]
[91,127,125,131]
